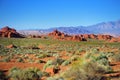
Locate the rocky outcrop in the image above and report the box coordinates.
[48,30,68,37]
[48,30,86,41]
[48,30,117,42]
[0,26,24,38]
[72,35,82,41]
[81,34,112,40]
[97,34,112,40]
[109,37,120,42]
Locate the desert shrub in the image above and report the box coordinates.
[43,60,53,71]
[86,51,110,66]
[23,45,39,49]
[85,52,93,59]
[62,61,107,80]
[70,55,79,61]
[17,57,24,62]
[10,47,43,54]
[8,67,21,80]
[2,56,11,62]
[85,48,99,59]
[105,52,114,58]
[46,53,53,57]
[23,55,29,59]
[36,53,50,58]
[75,48,84,55]
[47,77,64,80]
[111,53,120,62]
[0,70,7,80]
[52,58,65,65]
[9,67,42,80]
[27,58,34,63]
[42,71,50,77]
[91,48,99,54]
[35,60,46,63]
[65,52,73,57]
[53,53,60,58]
[96,58,109,66]
[0,45,9,55]
[61,60,71,66]
[47,77,56,80]
[85,51,112,73]
[78,48,84,52]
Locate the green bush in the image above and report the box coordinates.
[36,53,49,58]
[43,60,53,71]
[0,45,9,55]
[52,58,65,65]
[111,53,120,62]
[42,71,50,77]
[70,55,79,61]
[91,53,109,66]
[2,56,11,62]
[47,77,56,80]
[8,67,21,80]
[17,57,24,62]
[47,77,64,80]
[9,67,42,80]
[53,53,60,58]
[61,60,71,66]
[62,62,107,80]
[27,58,34,63]
[105,52,114,58]
[91,48,99,54]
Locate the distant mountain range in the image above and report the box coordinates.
[18,20,120,37]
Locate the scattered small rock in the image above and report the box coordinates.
[6,44,17,48]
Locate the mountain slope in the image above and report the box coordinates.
[40,26,91,34]
[85,20,120,36]
[18,20,120,36]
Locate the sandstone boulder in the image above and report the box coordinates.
[0,26,24,38]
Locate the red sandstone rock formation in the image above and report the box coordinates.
[82,34,90,39]
[72,35,82,41]
[48,30,118,42]
[0,26,24,38]
[97,34,112,40]
[48,30,86,41]
[109,37,120,42]
[89,34,97,39]
[48,30,67,37]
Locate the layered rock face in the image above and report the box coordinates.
[0,26,24,38]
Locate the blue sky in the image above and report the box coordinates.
[0,0,120,30]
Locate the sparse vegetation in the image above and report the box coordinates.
[111,53,120,62]
[9,67,43,80]
[0,38,120,80]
